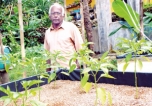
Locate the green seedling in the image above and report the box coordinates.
[41,50,65,88]
[81,51,116,106]
[65,42,116,106]
[116,37,152,98]
[112,0,152,99]
[0,80,46,106]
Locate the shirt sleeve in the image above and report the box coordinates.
[44,31,50,51]
[70,23,84,51]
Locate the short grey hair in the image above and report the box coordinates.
[49,3,65,16]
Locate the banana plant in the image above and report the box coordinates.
[112,0,152,42]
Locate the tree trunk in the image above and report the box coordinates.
[81,0,93,51]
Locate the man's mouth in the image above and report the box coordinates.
[53,19,59,21]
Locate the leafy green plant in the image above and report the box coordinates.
[112,0,152,99]
[0,80,46,106]
[0,0,64,47]
[41,50,65,88]
[116,37,152,98]
[4,45,46,82]
[64,42,116,106]
[112,0,152,41]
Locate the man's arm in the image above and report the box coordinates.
[71,23,84,51]
[44,32,51,71]
[70,23,84,69]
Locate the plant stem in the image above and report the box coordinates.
[38,76,40,101]
[134,56,138,98]
[94,72,98,106]
[13,101,17,106]
[15,81,17,92]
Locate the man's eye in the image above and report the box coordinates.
[51,12,61,15]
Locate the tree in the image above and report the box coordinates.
[81,0,94,51]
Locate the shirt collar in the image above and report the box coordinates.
[50,20,65,31]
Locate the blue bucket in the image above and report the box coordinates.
[0,46,11,71]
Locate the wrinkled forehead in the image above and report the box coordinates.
[51,5,62,13]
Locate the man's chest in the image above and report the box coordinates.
[46,29,73,45]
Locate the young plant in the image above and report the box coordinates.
[40,50,65,88]
[116,37,152,98]
[0,80,46,106]
[81,51,116,106]
[112,0,152,98]
[65,42,116,106]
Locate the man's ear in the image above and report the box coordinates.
[63,14,66,20]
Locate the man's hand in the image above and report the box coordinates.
[46,59,51,71]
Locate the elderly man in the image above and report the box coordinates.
[44,3,83,70]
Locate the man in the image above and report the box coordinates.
[44,3,84,69]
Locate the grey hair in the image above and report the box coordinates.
[49,3,65,16]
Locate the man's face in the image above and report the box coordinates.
[49,6,64,25]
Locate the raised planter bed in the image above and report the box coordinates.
[0,69,152,97]
[0,69,152,105]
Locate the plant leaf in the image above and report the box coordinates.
[109,26,122,36]
[100,73,116,79]
[100,51,109,61]
[123,62,129,73]
[112,0,140,32]
[61,72,69,76]
[81,73,89,87]
[107,92,112,106]
[69,64,76,73]
[83,82,92,93]
[48,72,56,83]
[100,67,109,74]
[82,67,91,74]
[144,12,152,18]
[97,88,106,105]
[3,98,12,106]
[125,53,132,62]
[137,59,143,71]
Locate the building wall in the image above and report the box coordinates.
[66,0,152,12]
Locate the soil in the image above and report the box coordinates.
[0,80,152,106]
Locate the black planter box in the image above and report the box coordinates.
[0,69,152,97]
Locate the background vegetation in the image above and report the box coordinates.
[0,0,63,53]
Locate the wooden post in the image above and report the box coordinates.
[18,0,26,78]
[96,0,112,52]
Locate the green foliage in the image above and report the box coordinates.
[25,45,44,58]
[7,45,48,81]
[66,13,73,22]
[112,0,152,99]
[41,50,65,88]
[2,34,20,53]
[112,0,140,33]
[0,0,64,47]
[0,80,46,106]
[64,42,116,106]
